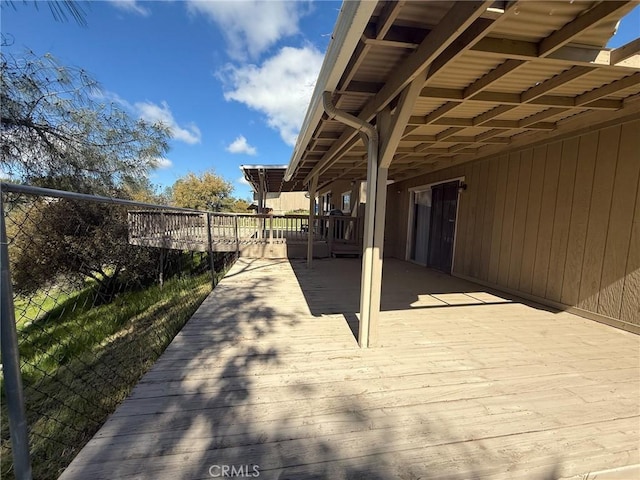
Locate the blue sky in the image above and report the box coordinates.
[2,1,638,199]
[1,0,341,199]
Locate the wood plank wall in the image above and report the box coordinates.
[389,119,640,329]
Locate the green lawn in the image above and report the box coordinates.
[1,266,224,479]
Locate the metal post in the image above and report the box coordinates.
[158,248,164,288]
[206,213,216,287]
[0,190,33,480]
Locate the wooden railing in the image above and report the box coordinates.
[128,211,362,254]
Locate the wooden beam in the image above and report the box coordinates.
[611,37,640,65]
[362,23,430,47]
[338,39,371,91]
[520,66,593,103]
[436,127,466,142]
[518,107,566,127]
[472,37,640,70]
[473,104,516,125]
[575,72,640,106]
[489,119,556,130]
[420,86,462,100]
[409,116,557,130]
[404,134,437,142]
[464,59,525,98]
[538,1,631,57]
[337,81,383,95]
[426,17,494,80]
[419,89,623,110]
[369,0,493,113]
[375,1,405,39]
[379,69,428,168]
[427,2,519,81]
[362,37,419,49]
[424,101,462,124]
[304,1,494,185]
[475,128,511,143]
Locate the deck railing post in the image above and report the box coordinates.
[160,211,167,247]
[328,216,334,256]
[0,189,33,480]
[206,213,216,287]
[234,215,240,260]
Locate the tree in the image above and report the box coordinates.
[171,171,234,210]
[121,176,171,205]
[9,199,159,297]
[0,50,169,194]
[225,198,251,213]
[1,1,88,28]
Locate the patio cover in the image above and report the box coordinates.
[284,0,640,347]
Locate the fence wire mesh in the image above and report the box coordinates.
[0,185,236,479]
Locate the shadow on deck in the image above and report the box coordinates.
[59,258,640,480]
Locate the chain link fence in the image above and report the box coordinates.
[0,183,236,480]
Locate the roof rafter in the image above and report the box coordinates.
[575,72,640,106]
[538,1,631,57]
[304,0,496,184]
[418,86,627,110]
[611,38,640,65]
[471,37,640,69]
[375,1,405,39]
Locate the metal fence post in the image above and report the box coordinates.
[0,189,33,480]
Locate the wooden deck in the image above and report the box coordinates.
[59,258,640,480]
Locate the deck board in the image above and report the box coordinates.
[59,258,640,480]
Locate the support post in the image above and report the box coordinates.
[358,132,379,348]
[0,190,33,480]
[307,175,318,268]
[269,216,273,245]
[367,166,389,346]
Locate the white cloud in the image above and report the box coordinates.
[134,101,202,145]
[96,92,201,145]
[107,0,151,16]
[226,135,257,155]
[237,175,250,186]
[155,157,173,169]
[220,45,324,146]
[186,0,307,59]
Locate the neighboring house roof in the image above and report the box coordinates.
[285,1,640,192]
[240,164,303,193]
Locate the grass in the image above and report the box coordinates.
[1,260,230,480]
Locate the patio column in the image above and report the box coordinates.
[307,175,318,268]
[359,134,382,348]
[359,73,427,347]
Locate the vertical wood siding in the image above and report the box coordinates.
[391,119,640,327]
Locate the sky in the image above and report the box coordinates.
[1,0,342,199]
[1,1,638,200]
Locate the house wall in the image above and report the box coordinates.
[318,180,364,215]
[388,118,640,331]
[257,192,308,214]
